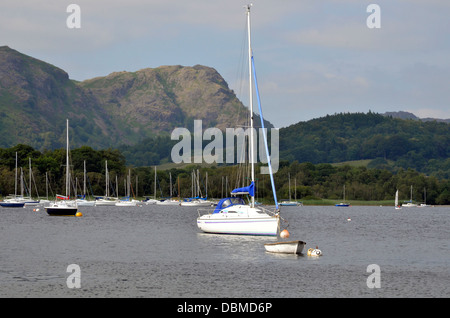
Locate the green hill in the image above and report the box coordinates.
[279,112,450,178]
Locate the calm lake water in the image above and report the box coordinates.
[0,204,449,298]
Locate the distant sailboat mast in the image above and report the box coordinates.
[246,3,255,208]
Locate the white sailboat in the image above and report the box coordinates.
[395,189,401,210]
[279,173,301,206]
[45,119,78,216]
[0,152,26,208]
[23,158,40,206]
[181,170,211,206]
[419,188,432,207]
[144,166,159,205]
[402,185,417,207]
[197,5,280,236]
[95,160,118,206]
[157,172,181,205]
[77,160,95,206]
[116,169,138,206]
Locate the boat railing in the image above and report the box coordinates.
[197,205,280,218]
[259,205,280,217]
[197,208,215,217]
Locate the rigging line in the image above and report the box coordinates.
[232,18,251,129]
[251,55,279,210]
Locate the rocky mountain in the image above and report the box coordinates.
[0,46,269,150]
[0,46,114,149]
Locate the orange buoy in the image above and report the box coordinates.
[75,212,83,217]
[280,229,290,238]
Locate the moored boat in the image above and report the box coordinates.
[0,198,25,208]
[197,195,279,236]
[196,5,281,236]
[395,189,401,210]
[46,196,78,216]
[45,120,78,216]
[0,152,25,208]
[335,202,350,207]
[279,200,302,206]
[402,185,417,207]
[335,185,349,206]
[264,240,306,254]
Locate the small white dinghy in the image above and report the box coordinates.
[264,240,306,255]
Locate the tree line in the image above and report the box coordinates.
[115,113,450,181]
[279,112,450,178]
[1,144,449,205]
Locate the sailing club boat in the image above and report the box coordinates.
[197,4,280,236]
[335,185,350,207]
[0,152,26,208]
[402,185,418,207]
[279,173,301,206]
[395,189,401,210]
[95,160,118,206]
[45,119,78,216]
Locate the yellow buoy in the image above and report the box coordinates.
[280,229,290,238]
[75,212,83,217]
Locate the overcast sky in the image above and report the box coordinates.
[1,0,449,128]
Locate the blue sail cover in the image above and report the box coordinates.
[231,181,255,197]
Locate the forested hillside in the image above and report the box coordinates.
[1,144,449,205]
[119,112,449,179]
[279,112,450,178]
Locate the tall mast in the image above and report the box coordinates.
[83,160,86,196]
[105,160,108,197]
[246,4,255,208]
[15,152,18,198]
[288,173,291,201]
[66,119,70,198]
[29,157,32,198]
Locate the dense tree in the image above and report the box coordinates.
[279,112,449,176]
[0,136,449,205]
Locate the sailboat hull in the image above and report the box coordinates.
[45,201,78,216]
[197,206,279,236]
[0,202,25,208]
[95,199,118,206]
[279,202,300,206]
[197,217,279,236]
[45,206,78,216]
